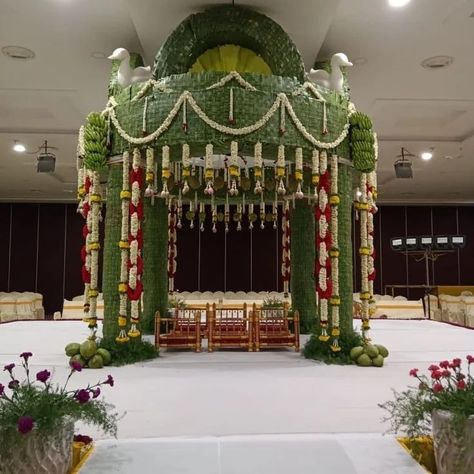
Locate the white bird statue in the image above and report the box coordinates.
[308,53,353,93]
[108,48,152,88]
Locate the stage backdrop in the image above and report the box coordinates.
[0,203,473,314]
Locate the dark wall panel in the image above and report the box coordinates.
[175,206,199,291]
[0,204,11,291]
[458,207,474,285]
[9,204,38,292]
[64,205,86,300]
[37,204,66,314]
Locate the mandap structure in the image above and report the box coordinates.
[76,5,379,359]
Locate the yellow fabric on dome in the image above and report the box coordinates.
[190,44,272,75]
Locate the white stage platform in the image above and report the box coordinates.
[0,320,472,472]
[81,433,425,474]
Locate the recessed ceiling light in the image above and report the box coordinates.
[388,0,411,7]
[421,151,433,161]
[13,141,26,153]
[421,56,454,69]
[2,45,35,61]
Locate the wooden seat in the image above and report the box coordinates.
[253,304,300,352]
[154,308,201,352]
[208,303,253,352]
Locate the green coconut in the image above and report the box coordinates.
[65,343,81,357]
[357,354,372,367]
[350,346,364,360]
[376,345,389,358]
[88,354,104,369]
[97,348,112,366]
[372,354,384,367]
[69,354,86,368]
[80,340,97,360]
[365,345,379,359]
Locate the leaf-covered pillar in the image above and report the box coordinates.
[290,200,316,333]
[142,196,168,333]
[102,164,122,341]
[338,161,354,334]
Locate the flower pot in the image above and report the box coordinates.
[432,409,474,474]
[2,421,74,474]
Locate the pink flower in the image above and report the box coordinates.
[433,383,443,393]
[451,358,462,368]
[409,368,419,377]
[439,360,450,369]
[428,364,440,371]
[3,363,15,373]
[441,369,451,378]
[75,389,90,404]
[467,355,474,364]
[91,387,101,399]
[457,379,466,390]
[17,416,34,434]
[431,370,442,380]
[104,375,114,387]
[0,383,4,396]
[8,380,19,390]
[20,352,33,361]
[69,360,83,372]
[36,370,51,384]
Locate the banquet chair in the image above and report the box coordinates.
[154,308,202,352]
[208,303,252,351]
[462,296,474,328]
[253,303,300,352]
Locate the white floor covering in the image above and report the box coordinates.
[0,319,472,473]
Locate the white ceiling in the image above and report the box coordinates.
[1,0,473,204]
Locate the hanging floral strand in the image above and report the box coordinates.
[259,192,265,229]
[128,148,144,339]
[181,144,191,195]
[144,147,155,197]
[312,149,320,196]
[204,143,214,195]
[281,200,291,296]
[76,126,86,213]
[80,172,92,323]
[359,172,371,340]
[161,145,170,198]
[117,151,131,343]
[316,150,332,342]
[276,145,286,195]
[254,142,263,194]
[229,141,240,196]
[329,154,341,352]
[87,169,102,335]
[295,147,304,199]
[168,200,177,293]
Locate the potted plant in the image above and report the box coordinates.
[380,355,474,474]
[0,352,118,474]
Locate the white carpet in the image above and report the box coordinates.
[0,319,472,472]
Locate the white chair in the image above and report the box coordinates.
[394,295,407,301]
[16,293,35,319]
[423,294,439,320]
[0,293,17,322]
[462,296,474,328]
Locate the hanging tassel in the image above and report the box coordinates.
[276,145,286,195]
[116,328,129,344]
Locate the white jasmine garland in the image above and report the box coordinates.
[132,148,141,170]
[319,242,328,266]
[320,299,328,322]
[312,149,320,175]
[129,266,137,290]
[130,240,138,264]
[254,142,262,168]
[319,215,328,239]
[162,145,170,170]
[131,181,140,206]
[106,90,354,149]
[130,212,139,238]
[131,301,139,319]
[319,267,327,291]
[206,71,257,91]
[320,150,327,174]
[182,144,191,168]
[295,148,303,173]
[319,188,328,211]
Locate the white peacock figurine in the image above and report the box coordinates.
[108,48,152,88]
[308,53,353,93]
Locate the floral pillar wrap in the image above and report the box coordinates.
[128,148,143,339]
[316,150,332,342]
[168,200,177,293]
[117,151,131,343]
[281,200,291,296]
[87,170,102,334]
[359,172,371,340]
[76,126,86,214]
[367,142,378,323]
[329,154,341,352]
[254,142,263,194]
